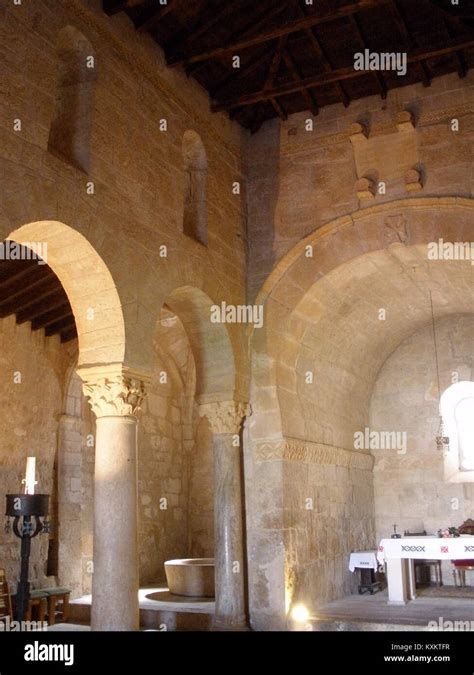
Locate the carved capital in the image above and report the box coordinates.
[78,365,148,418]
[199,400,250,435]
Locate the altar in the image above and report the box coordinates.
[377,536,474,604]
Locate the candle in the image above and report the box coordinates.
[23,457,37,495]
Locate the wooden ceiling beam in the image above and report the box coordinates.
[184,1,289,78]
[210,44,275,98]
[265,37,288,121]
[212,38,474,111]
[0,264,48,294]
[0,274,57,310]
[0,287,65,320]
[167,0,391,67]
[32,305,73,331]
[166,0,239,61]
[349,13,387,99]
[16,296,70,325]
[295,0,350,107]
[103,0,142,16]
[45,317,76,338]
[283,47,319,116]
[390,0,430,87]
[136,0,176,33]
[442,15,469,78]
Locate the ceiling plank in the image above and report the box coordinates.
[166,0,240,61]
[210,44,275,98]
[349,13,387,98]
[167,0,391,67]
[136,0,176,33]
[391,0,431,86]
[294,0,350,107]
[103,0,142,15]
[184,1,290,78]
[16,295,69,324]
[45,317,76,337]
[212,38,474,111]
[32,305,74,331]
[283,47,319,116]
[265,37,289,121]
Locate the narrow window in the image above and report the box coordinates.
[48,26,96,172]
[182,130,208,245]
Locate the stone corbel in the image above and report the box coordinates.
[405,168,423,192]
[355,176,376,201]
[199,400,251,435]
[396,110,415,133]
[348,122,369,146]
[77,364,150,418]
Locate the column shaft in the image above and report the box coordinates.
[92,415,139,631]
[213,433,246,629]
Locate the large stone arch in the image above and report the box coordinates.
[250,197,474,448]
[246,197,474,630]
[6,220,126,369]
[162,285,237,402]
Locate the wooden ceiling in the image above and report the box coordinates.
[0,245,77,343]
[103,0,474,132]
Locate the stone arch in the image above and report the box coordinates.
[162,285,236,402]
[182,131,208,246]
[250,198,474,448]
[246,197,474,629]
[7,221,126,369]
[48,25,97,172]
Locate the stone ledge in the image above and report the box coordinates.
[254,438,374,470]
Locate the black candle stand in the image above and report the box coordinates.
[4,494,50,621]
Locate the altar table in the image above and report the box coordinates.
[377,536,474,604]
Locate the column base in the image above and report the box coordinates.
[211,616,249,631]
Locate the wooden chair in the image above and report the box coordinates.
[404,530,442,587]
[452,519,474,586]
[0,569,12,623]
[42,587,71,625]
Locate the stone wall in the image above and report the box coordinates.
[1,0,248,384]
[0,315,73,590]
[246,71,474,300]
[370,313,474,584]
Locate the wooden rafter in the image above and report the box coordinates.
[265,36,288,120]
[167,0,391,67]
[211,38,474,111]
[283,47,319,116]
[349,13,387,98]
[166,0,241,62]
[184,1,290,78]
[442,15,469,78]
[210,44,275,99]
[295,0,350,107]
[390,0,431,86]
[135,0,175,33]
[103,0,142,15]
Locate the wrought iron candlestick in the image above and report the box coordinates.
[4,494,50,621]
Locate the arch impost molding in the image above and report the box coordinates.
[77,364,152,418]
[199,400,251,435]
[254,438,374,471]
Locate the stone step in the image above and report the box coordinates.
[311,618,430,632]
[69,600,212,631]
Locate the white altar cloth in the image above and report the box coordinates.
[377,536,474,604]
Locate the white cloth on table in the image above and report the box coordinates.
[377,536,474,565]
[348,550,378,573]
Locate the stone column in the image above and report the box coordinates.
[199,400,250,630]
[79,368,146,631]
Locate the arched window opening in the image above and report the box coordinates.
[48,26,96,172]
[182,130,208,246]
[440,381,474,472]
